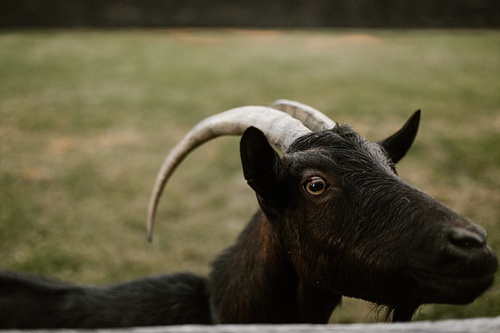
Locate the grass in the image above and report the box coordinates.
[0,29,499,323]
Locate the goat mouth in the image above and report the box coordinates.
[411,269,495,304]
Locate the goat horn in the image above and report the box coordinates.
[270,99,337,131]
[147,106,311,241]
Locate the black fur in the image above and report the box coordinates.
[0,270,211,328]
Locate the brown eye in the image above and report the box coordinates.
[304,176,328,196]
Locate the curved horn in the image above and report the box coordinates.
[147,106,311,241]
[270,99,337,131]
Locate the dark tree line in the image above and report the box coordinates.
[1,1,499,30]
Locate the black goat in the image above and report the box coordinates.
[1,101,497,327]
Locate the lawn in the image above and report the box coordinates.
[0,29,499,323]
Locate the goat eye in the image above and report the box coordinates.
[304,177,327,196]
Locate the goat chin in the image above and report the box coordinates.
[411,269,496,305]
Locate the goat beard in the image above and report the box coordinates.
[380,305,418,322]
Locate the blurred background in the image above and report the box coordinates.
[1,0,499,324]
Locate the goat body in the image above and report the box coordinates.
[0,270,210,328]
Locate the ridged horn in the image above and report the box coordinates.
[147,106,311,241]
[270,99,337,131]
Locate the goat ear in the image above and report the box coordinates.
[379,110,420,164]
[240,127,282,208]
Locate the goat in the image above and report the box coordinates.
[0,100,497,327]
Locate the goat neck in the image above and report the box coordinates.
[209,211,341,323]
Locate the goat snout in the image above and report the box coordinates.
[431,221,498,287]
[410,221,497,306]
[441,221,497,273]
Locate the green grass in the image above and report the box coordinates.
[0,29,499,323]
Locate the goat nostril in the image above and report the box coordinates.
[448,228,486,249]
